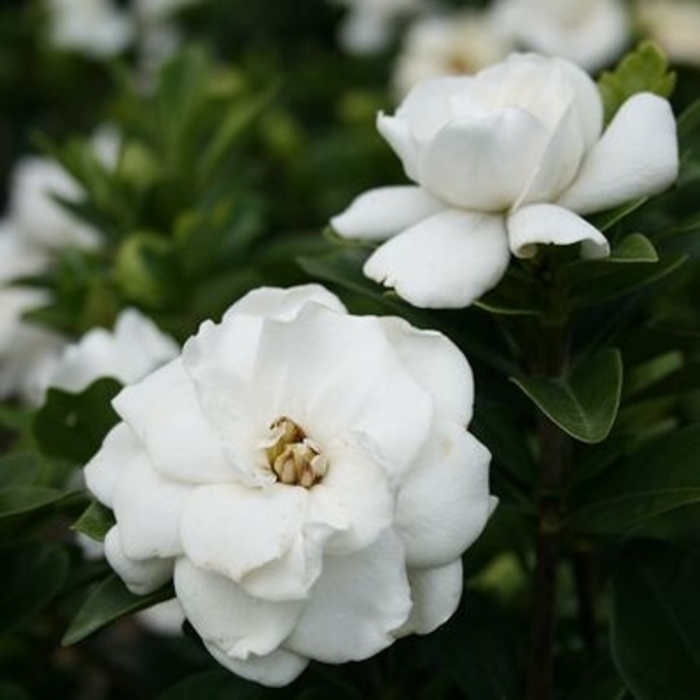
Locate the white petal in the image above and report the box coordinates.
[376,114,422,181]
[112,450,189,559]
[204,640,308,687]
[174,558,303,658]
[84,423,140,508]
[179,483,308,593]
[223,284,346,322]
[395,423,493,568]
[558,93,679,214]
[400,560,463,635]
[330,186,444,241]
[419,110,549,211]
[285,530,412,662]
[114,359,233,484]
[364,209,510,308]
[378,316,474,424]
[104,526,173,595]
[137,599,184,636]
[253,304,434,480]
[508,203,610,259]
[313,445,393,555]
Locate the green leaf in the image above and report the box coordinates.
[570,425,700,534]
[588,198,648,233]
[0,542,69,629]
[0,452,41,488]
[0,486,70,520]
[33,378,121,463]
[72,501,115,542]
[512,349,623,443]
[63,574,174,646]
[156,671,271,700]
[611,540,700,700]
[598,41,676,123]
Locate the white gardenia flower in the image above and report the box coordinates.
[7,156,101,252]
[492,0,630,71]
[0,223,66,403]
[85,284,495,686]
[46,0,134,59]
[334,0,423,55]
[393,10,514,98]
[40,308,179,397]
[636,0,700,67]
[332,52,678,308]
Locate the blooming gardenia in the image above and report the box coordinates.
[85,284,495,685]
[492,0,630,72]
[332,52,679,308]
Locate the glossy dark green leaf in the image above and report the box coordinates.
[0,486,68,520]
[570,425,700,534]
[611,540,700,700]
[588,198,648,233]
[0,542,69,629]
[156,670,271,700]
[512,349,622,443]
[63,574,174,646]
[72,501,114,542]
[33,378,121,463]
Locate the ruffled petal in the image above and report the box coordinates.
[376,114,421,182]
[223,284,346,322]
[364,208,510,308]
[395,423,493,568]
[112,450,190,559]
[179,483,308,594]
[104,526,173,595]
[399,560,463,635]
[204,640,308,687]
[508,203,610,259]
[113,359,233,484]
[557,92,679,214]
[331,186,445,241]
[84,422,140,508]
[285,530,412,662]
[378,315,474,424]
[419,110,549,211]
[252,304,434,480]
[174,558,303,658]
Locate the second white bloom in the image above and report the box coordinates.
[332,52,679,308]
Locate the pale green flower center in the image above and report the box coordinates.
[265,417,328,488]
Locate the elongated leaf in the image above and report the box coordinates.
[0,486,69,520]
[512,349,622,443]
[570,425,700,534]
[0,452,41,488]
[0,542,69,629]
[612,540,700,700]
[63,574,174,645]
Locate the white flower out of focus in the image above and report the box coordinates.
[636,0,700,67]
[40,308,179,398]
[334,0,422,55]
[46,0,134,59]
[492,0,630,72]
[85,284,495,686]
[332,52,679,308]
[393,11,513,98]
[0,223,65,403]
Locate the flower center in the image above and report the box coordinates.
[264,417,328,488]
